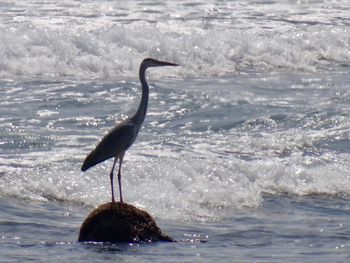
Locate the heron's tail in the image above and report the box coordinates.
[81,150,97,171]
[81,158,92,172]
[81,148,113,172]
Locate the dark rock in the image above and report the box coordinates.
[78,202,173,243]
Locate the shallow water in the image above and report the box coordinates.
[1,0,350,262]
[1,195,350,262]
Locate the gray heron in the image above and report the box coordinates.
[81,58,178,203]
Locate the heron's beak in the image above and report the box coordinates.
[159,61,179,67]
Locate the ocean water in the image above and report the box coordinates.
[1,0,350,262]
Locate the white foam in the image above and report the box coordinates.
[0,1,349,222]
[0,1,349,79]
[36,110,59,117]
[1,120,349,222]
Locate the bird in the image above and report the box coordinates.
[81,58,178,203]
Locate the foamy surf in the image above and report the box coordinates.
[1,1,350,261]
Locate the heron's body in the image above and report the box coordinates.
[81,119,136,171]
[81,58,178,203]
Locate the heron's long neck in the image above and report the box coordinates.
[133,65,149,127]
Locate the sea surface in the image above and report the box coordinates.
[1,0,350,262]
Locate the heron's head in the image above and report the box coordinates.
[142,58,178,69]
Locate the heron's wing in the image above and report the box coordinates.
[81,121,137,171]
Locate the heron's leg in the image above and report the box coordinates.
[110,157,118,203]
[117,152,125,203]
